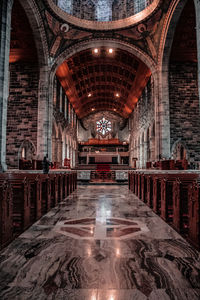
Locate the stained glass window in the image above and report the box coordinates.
[96,117,112,136]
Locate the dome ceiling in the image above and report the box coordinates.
[56,47,151,119]
[47,0,160,30]
[56,0,154,22]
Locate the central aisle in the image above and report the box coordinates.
[0,185,200,300]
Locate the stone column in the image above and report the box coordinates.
[143,131,148,168]
[58,140,63,165]
[0,0,13,171]
[37,65,52,160]
[64,95,67,119]
[52,137,57,163]
[194,0,200,109]
[150,136,155,161]
[59,85,62,113]
[62,140,66,166]
[140,139,143,169]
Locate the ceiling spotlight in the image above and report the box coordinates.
[116,93,120,97]
[93,48,99,54]
[114,108,116,111]
[91,108,95,111]
[88,93,92,97]
[108,48,113,54]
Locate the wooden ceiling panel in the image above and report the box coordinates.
[56,47,151,119]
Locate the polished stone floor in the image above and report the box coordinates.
[0,185,200,300]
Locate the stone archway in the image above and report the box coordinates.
[158,0,190,160]
[18,0,50,161]
[159,0,200,163]
[49,39,159,166]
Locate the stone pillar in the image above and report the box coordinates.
[0,0,13,171]
[143,131,148,168]
[37,65,52,160]
[140,140,143,169]
[58,140,62,165]
[52,137,57,163]
[150,136,155,161]
[143,142,147,168]
[64,95,67,119]
[59,85,62,113]
[194,0,200,109]
[62,140,65,166]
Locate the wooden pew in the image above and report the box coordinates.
[147,175,153,208]
[62,173,69,199]
[161,177,174,223]
[141,174,148,203]
[0,180,13,249]
[135,173,138,196]
[128,172,131,190]
[188,180,200,250]
[138,173,142,199]
[153,175,162,214]
[74,172,77,190]
[49,173,58,208]
[172,175,198,235]
[57,173,64,202]
[40,174,51,214]
[1,174,31,235]
[69,173,73,194]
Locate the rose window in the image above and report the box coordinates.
[96,117,112,136]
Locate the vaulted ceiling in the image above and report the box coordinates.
[170,0,197,62]
[9,0,37,63]
[56,47,151,119]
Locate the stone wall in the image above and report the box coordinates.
[6,62,39,168]
[129,78,155,168]
[169,62,200,162]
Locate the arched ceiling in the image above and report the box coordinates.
[170,0,197,63]
[9,0,37,63]
[56,47,151,119]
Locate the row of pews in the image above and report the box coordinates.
[0,171,77,250]
[128,170,200,250]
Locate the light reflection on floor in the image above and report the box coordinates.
[0,185,199,300]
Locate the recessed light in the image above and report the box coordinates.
[88,93,92,97]
[108,48,113,54]
[93,48,99,54]
[92,108,95,111]
[116,93,119,97]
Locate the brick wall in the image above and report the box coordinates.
[169,62,200,162]
[6,62,39,168]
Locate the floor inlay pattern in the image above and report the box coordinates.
[0,185,200,300]
[54,217,149,239]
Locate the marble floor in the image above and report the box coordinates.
[0,185,200,300]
